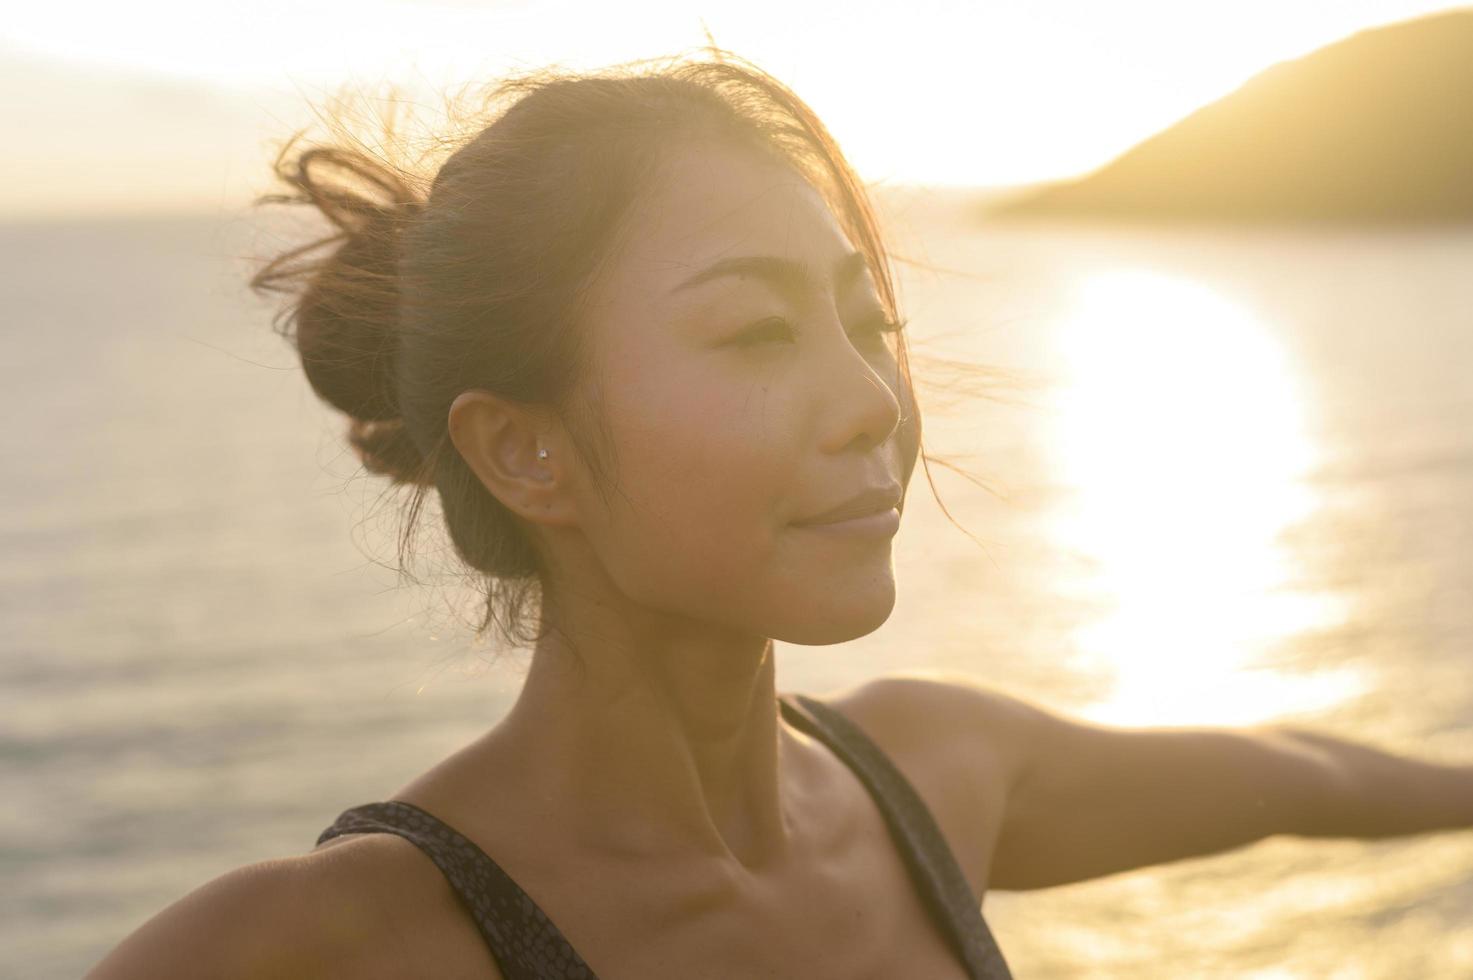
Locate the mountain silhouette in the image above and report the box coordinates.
[987,10,1473,225]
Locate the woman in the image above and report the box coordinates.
[90,54,1473,979]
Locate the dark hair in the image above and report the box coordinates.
[249,50,944,649]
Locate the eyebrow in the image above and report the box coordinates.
[670,251,873,300]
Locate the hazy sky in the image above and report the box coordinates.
[3,0,1467,219]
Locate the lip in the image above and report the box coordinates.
[792,506,901,538]
[791,484,904,527]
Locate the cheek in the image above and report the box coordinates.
[587,362,801,606]
[577,355,900,643]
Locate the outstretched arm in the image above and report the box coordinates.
[863,674,1473,892]
[1259,725,1473,839]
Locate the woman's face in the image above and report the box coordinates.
[567,141,919,645]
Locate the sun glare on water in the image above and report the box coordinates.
[1043,269,1366,727]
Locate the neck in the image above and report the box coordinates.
[499,598,795,872]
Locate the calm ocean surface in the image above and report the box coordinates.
[4,190,1471,977]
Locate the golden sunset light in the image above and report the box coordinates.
[2,0,1467,217]
[1043,269,1366,726]
[13,3,1473,976]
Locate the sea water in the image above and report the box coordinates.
[3,191,1470,977]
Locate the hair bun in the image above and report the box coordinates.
[295,209,406,424]
[348,417,431,486]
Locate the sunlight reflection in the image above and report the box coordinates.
[1044,269,1365,727]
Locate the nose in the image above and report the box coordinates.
[814,328,905,457]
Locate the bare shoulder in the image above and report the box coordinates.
[814,671,1049,892]
[822,670,1044,771]
[87,834,503,980]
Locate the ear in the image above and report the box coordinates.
[447,390,578,527]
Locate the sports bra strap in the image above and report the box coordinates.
[316,800,597,979]
[778,693,1014,980]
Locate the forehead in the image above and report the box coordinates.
[593,142,867,310]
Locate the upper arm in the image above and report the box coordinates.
[831,671,1344,892]
[86,835,506,980]
[985,692,1343,889]
[85,856,335,979]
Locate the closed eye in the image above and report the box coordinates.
[730,316,796,348]
[851,313,906,342]
[727,313,907,350]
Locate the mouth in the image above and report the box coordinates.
[791,506,901,538]
[791,484,903,528]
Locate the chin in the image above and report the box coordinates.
[771,581,897,646]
